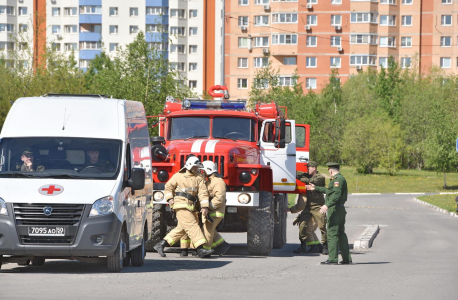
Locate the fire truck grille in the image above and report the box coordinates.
[180,154,225,177]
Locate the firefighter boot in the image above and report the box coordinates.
[318,243,323,253]
[322,242,329,255]
[180,249,188,257]
[308,244,321,253]
[154,240,168,257]
[196,246,214,258]
[213,242,231,256]
[293,241,309,254]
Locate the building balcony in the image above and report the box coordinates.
[79,50,102,60]
[145,32,169,43]
[146,0,169,7]
[80,0,102,5]
[79,14,102,24]
[146,15,168,25]
[79,32,101,42]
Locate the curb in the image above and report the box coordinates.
[414,198,458,218]
[353,225,379,251]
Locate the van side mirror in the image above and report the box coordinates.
[275,118,286,148]
[129,168,145,190]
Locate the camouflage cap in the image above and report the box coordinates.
[308,161,318,168]
[326,162,341,168]
[22,148,33,155]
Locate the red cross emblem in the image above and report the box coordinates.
[39,184,64,196]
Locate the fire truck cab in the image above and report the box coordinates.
[146,92,309,256]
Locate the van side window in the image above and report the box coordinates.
[124,144,132,181]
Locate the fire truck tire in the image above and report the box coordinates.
[31,257,46,266]
[273,193,287,249]
[247,191,274,256]
[17,260,30,266]
[145,205,177,251]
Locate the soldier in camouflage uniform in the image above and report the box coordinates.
[82,146,115,172]
[291,161,328,254]
[17,148,45,172]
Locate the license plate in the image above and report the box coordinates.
[28,226,66,236]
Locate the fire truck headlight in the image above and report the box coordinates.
[154,191,164,201]
[251,169,258,175]
[152,167,157,174]
[239,171,251,183]
[238,194,251,204]
[158,170,169,182]
[90,196,114,217]
[0,197,8,215]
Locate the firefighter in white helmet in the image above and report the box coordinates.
[199,160,231,256]
[154,156,214,258]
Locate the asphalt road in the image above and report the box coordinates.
[1,195,457,300]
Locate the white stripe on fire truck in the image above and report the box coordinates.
[191,140,205,153]
[205,140,219,153]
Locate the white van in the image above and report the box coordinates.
[0,95,153,272]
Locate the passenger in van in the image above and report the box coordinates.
[16,148,45,172]
[82,146,116,172]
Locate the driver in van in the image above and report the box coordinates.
[17,148,45,172]
[82,145,115,172]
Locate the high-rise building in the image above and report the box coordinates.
[0,0,223,95]
[225,0,458,98]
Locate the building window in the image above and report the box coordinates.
[331,36,341,46]
[441,36,451,47]
[80,41,101,50]
[81,24,101,33]
[272,13,298,23]
[307,36,317,47]
[238,78,248,89]
[189,63,198,71]
[170,44,185,54]
[239,0,249,6]
[253,78,269,89]
[331,57,341,68]
[238,16,249,26]
[19,42,28,50]
[0,6,15,16]
[130,8,138,16]
[350,55,377,66]
[379,36,396,47]
[331,0,342,3]
[79,60,91,68]
[189,45,198,54]
[19,24,28,33]
[18,7,28,16]
[170,26,186,36]
[306,78,317,90]
[171,63,185,71]
[171,9,186,18]
[64,25,77,34]
[238,58,248,68]
[52,7,60,16]
[379,57,388,68]
[146,7,165,15]
[130,26,139,34]
[307,15,317,26]
[272,34,297,45]
[254,57,269,68]
[401,37,412,47]
[64,43,77,51]
[146,25,159,32]
[148,42,168,51]
[52,25,61,34]
[280,77,295,86]
[254,15,269,26]
[401,16,412,26]
[80,6,102,14]
[402,0,412,4]
[108,43,119,52]
[351,13,378,23]
[109,25,118,34]
[441,15,452,26]
[283,57,297,65]
[189,10,198,18]
[400,57,411,68]
[238,37,249,48]
[52,43,61,51]
[441,57,451,68]
[306,57,317,68]
[189,27,198,36]
[442,0,452,4]
[381,0,396,4]
[64,7,77,16]
[110,7,118,16]
[189,81,197,89]
[253,37,269,47]
[331,15,342,26]
[255,0,270,4]
[351,35,377,45]
[307,0,318,3]
[380,15,396,26]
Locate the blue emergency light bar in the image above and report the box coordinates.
[182,100,246,110]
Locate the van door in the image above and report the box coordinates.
[293,124,310,194]
[260,119,296,192]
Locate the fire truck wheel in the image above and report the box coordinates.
[146,205,177,251]
[31,257,46,266]
[247,191,274,256]
[17,259,31,266]
[273,193,287,249]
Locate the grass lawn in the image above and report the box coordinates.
[287,165,458,208]
[417,194,458,213]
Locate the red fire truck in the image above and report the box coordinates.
[146,86,310,256]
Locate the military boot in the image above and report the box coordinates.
[153,240,168,257]
[196,246,214,258]
[307,244,321,253]
[293,241,309,254]
[322,242,329,255]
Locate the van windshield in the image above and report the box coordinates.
[0,138,122,179]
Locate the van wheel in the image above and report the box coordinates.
[247,191,274,256]
[31,258,45,266]
[273,193,287,249]
[131,225,147,267]
[17,260,30,266]
[107,229,126,272]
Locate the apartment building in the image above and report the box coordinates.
[1,0,222,95]
[225,0,458,98]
